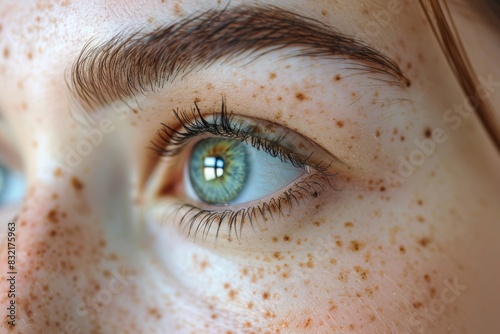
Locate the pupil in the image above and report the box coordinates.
[203,156,225,181]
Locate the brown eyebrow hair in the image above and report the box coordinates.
[70,5,410,109]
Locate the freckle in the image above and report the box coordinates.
[269,72,277,79]
[429,287,437,297]
[71,176,84,191]
[52,193,58,199]
[303,318,312,328]
[400,136,405,141]
[53,168,64,177]
[335,240,343,247]
[200,260,209,271]
[334,74,341,81]
[379,186,386,192]
[275,110,282,120]
[173,3,182,15]
[223,282,230,289]
[344,222,353,228]
[349,324,355,330]
[354,266,369,280]
[399,245,406,254]
[375,129,382,137]
[329,258,337,265]
[417,215,425,223]
[147,307,162,320]
[305,253,314,268]
[424,274,431,283]
[27,52,33,60]
[228,290,238,299]
[47,208,59,224]
[336,120,344,128]
[418,237,431,247]
[364,251,372,263]
[424,127,432,138]
[338,269,349,282]
[295,92,308,101]
[283,235,291,242]
[413,302,423,309]
[272,237,278,242]
[273,252,284,260]
[262,292,270,300]
[3,47,10,59]
[247,302,254,309]
[348,240,364,252]
[417,199,424,206]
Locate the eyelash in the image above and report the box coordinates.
[152,100,337,241]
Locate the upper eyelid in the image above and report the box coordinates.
[151,100,340,173]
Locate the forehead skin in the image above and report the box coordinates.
[0,0,500,333]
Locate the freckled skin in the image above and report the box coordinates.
[0,0,499,333]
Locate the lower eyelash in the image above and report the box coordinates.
[168,172,337,242]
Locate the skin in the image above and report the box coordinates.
[0,0,499,333]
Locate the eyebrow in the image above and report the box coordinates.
[70,5,410,108]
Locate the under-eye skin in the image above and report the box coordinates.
[153,100,340,241]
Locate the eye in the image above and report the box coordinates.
[152,100,338,241]
[0,163,25,207]
[187,137,304,205]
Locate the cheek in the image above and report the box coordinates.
[235,192,465,333]
[0,178,143,332]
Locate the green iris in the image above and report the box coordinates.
[189,138,249,204]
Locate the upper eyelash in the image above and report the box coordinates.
[151,99,331,172]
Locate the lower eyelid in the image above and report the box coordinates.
[159,171,337,243]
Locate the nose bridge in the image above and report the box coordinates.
[0,178,111,333]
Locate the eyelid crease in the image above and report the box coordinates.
[151,98,341,174]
